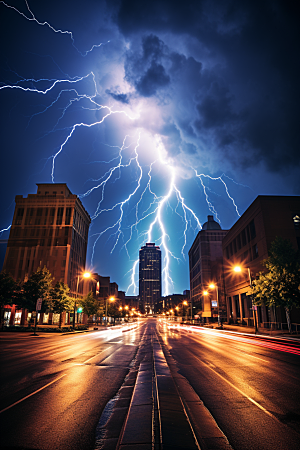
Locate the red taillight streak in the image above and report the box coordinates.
[166,323,300,356]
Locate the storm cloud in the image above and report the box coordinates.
[106,0,300,176]
[0,0,299,294]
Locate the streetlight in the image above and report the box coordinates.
[209,283,221,327]
[73,271,91,329]
[233,265,258,333]
[105,296,115,326]
[182,300,188,322]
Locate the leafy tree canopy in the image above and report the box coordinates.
[51,282,72,314]
[79,292,100,317]
[0,272,21,308]
[252,237,300,310]
[22,267,54,311]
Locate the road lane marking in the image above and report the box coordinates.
[83,346,112,364]
[195,356,280,423]
[238,351,269,363]
[0,373,67,414]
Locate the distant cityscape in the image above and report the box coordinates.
[1,183,300,329]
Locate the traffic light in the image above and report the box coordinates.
[77,307,83,313]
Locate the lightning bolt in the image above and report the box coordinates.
[0,1,245,298]
[0,225,11,236]
[1,0,109,56]
[194,170,241,218]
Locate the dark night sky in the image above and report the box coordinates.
[0,0,299,295]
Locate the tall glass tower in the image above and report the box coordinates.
[139,243,161,314]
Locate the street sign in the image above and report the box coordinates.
[36,298,43,312]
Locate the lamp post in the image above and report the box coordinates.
[105,296,115,326]
[209,283,220,327]
[72,271,91,329]
[182,300,188,322]
[233,265,258,334]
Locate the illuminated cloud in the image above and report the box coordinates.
[0,0,299,294]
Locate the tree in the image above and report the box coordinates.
[251,237,300,333]
[0,272,21,327]
[79,292,101,322]
[107,300,122,324]
[51,282,72,328]
[21,267,54,312]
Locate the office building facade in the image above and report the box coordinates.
[222,195,300,327]
[189,216,228,322]
[2,183,91,325]
[139,243,161,314]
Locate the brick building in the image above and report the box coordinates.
[189,216,227,322]
[222,196,300,328]
[2,183,91,326]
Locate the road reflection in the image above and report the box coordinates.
[158,319,300,355]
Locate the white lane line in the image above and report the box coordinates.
[0,373,67,414]
[195,356,280,422]
[83,346,112,364]
[239,351,269,363]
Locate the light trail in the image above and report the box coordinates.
[167,322,300,356]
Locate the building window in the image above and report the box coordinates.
[49,208,55,225]
[226,246,230,259]
[236,234,241,250]
[246,225,251,243]
[233,239,237,254]
[252,244,259,260]
[241,229,246,247]
[15,208,24,225]
[56,207,64,225]
[65,207,72,225]
[249,220,256,240]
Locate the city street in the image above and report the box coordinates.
[1,318,300,450]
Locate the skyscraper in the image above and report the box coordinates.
[2,183,91,295]
[139,243,161,314]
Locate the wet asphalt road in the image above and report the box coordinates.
[0,322,146,450]
[159,321,300,450]
[1,319,300,450]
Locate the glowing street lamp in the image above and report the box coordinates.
[208,283,220,326]
[233,265,258,333]
[73,271,91,329]
[105,296,115,326]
